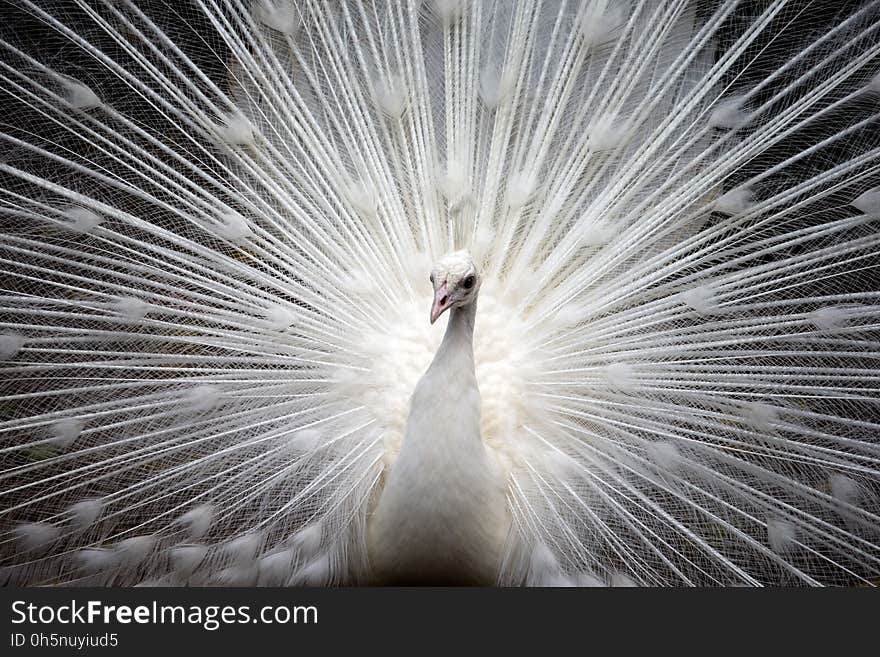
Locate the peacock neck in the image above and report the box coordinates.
[434,299,477,370]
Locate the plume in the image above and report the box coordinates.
[1,0,879,586]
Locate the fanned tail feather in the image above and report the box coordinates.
[0,0,879,586]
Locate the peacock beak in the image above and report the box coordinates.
[430,282,451,324]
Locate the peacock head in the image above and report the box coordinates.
[429,250,481,324]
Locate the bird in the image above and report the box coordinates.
[0,0,879,587]
[368,251,510,584]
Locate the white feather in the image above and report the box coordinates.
[176,505,214,541]
[215,209,252,242]
[258,549,295,586]
[222,532,263,566]
[288,524,323,558]
[714,187,755,215]
[183,384,222,415]
[1,0,878,588]
[576,572,606,587]
[210,565,258,586]
[75,548,117,574]
[680,284,718,314]
[112,296,149,321]
[0,333,24,361]
[50,418,83,449]
[373,75,407,120]
[255,0,300,34]
[67,498,103,529]
[611,573,638,588]
[170,545,208,579]
[708,96,750,129]
[506,171,535,209]
[767,519,797,554]
[216,112,256,148]
[290,555,331,587]
[263,304,297,331]
[808,305,860,331]
[63,206,103,232]
[580,1,627,47]
[59,75,101,110]
[852,188,880,215]
[15,523,59,553]
[115,536,157,567]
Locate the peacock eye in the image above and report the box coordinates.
[429,273,434,284]
[462,275,475,289]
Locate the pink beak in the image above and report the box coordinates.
[430,282,452,324]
